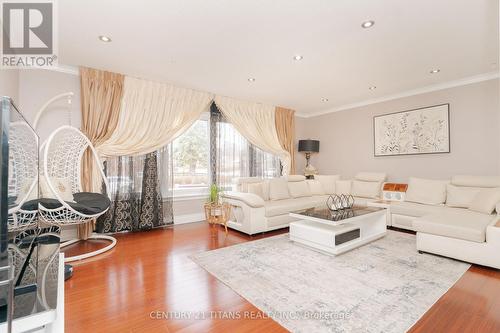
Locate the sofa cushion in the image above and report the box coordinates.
[413,210,495,243]
[405,177,448,205]
[247,182,270,201]
[335,180,351,195]
[389,201,447,217]
[288,181,311,198]
[354,172,387,182]
[351,180,381,199]
[445,184,481,208]
[315,175,339,194]
[306,180,325,195]
[468,188,500,214]
[451,175,500,188]
[269,178,290,200]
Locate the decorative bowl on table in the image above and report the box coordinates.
[326,194,355,211]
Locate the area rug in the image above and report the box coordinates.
[191,231,470,333]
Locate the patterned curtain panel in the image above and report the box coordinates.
[96,148,174,233]
[210,104,281,190]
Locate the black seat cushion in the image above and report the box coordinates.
[39,192,110,215]
[20,199,39,211]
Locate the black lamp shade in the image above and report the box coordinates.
[298,139,320,153]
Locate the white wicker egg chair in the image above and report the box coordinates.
[39,125,116,262]
[8,121,39,232]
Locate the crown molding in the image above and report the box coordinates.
[296,71,500,118]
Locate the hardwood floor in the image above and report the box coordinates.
[64,223,500,333]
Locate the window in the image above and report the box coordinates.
[172,114,210,196]
[170,104,281,196]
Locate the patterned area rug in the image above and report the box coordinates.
[191,231,470,333]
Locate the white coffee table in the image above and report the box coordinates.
[289,206,387,255]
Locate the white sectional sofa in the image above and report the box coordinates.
[399,176,500,269]
[222,172,500,269]
[222,172,386,235]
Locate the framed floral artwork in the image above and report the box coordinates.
[374,104,450,156]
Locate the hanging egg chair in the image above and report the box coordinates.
[38,125,116,262]
[8,121,39,232]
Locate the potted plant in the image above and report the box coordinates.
[206,184,222,216]
[203,184,231,234]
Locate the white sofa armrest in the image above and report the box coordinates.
[221,191,265,208]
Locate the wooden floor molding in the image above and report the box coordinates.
[64,223,500,333]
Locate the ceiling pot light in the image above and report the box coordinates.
[369,86,377,90]
[248,78,256,82]
[293,55,303,61]
[321,98,329,102]
[361,20,375,29]
[98,35,112,42]
[430,69,440,74]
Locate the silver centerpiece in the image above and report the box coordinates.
[326,194,355,211]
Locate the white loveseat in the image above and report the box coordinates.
[222,172,387,235]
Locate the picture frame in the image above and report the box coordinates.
[373,103,450,157]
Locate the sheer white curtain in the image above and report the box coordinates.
[214,96,291,175]
[97,77,214,157]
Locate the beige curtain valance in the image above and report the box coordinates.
[214,95,291,175]
[97,76,214,157]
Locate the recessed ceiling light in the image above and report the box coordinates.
[321,97,329,102]
[98,35,112,42]
[361,20,375,29]
[369,86,377,90]
[248,78,256,82]
[293,55,303,61]
[430,69,440,74]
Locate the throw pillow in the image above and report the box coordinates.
[405,177,448,205]
[306,180,325,195]
[40,176,74,202]
[288,181,311,198]
[247,182,267,201]
[315,175,339,194]
[269,178,290,200]
[468,188,500,214]
[351,180,382,199]
[445,184,482,208]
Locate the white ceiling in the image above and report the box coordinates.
[58,0,499,116]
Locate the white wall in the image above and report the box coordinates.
[299,79,500,182]
[17,69,81,142]
[294,116,309,174]
[0,69,19,102]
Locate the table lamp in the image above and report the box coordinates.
[298,139,320,178]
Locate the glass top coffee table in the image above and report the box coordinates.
[289,206,387,255]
